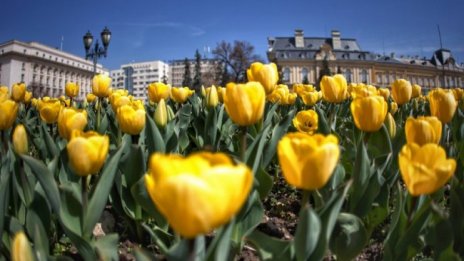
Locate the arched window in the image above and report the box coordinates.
[360,69,368,83]
[344,69,352,83]
[283,68,291,82]
[301,68,309,82]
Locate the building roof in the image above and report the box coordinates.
[270,36,361,52]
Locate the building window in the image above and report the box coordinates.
[283,68,291,82]
[360,69,368,84]
[344,69,353,83]
[21,74,25,82]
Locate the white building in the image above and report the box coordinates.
[0,40,106,99]
[110,60,169,101]
[169,58,221,88]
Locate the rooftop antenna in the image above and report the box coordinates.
[382,38,385,56]
[437,24,444,50]
[437,24,446,87]
[60,36,64,51]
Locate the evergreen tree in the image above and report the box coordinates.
[302,75,309,84]
[192,49,202,91]
[182,58,192,87]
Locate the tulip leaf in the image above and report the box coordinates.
[21,155,61,214]
[349,138,371,215]
[165,239,190,261]
[131,177,168,227]
[329,213,368,261]
[262,108,295,168]
[205,219,235,261]
[316,106,330,135]
[0,162,11,239]
[367,124,392,160]
[41,123,59,159]
[142,223,172,255]
[246,230,293,261]
[26,210,49,261]
[134,248,156,261]
[205,107,218,147]
[246,125,271,173]
[232,191,265,251]
[450,184,464,255]
[263,102,280,128]
[294,207,321,261]
[255,167,274,200]
[146,114,166,153]
[98,113,109,134]
[84,140,126,239]
[93,234,119,261]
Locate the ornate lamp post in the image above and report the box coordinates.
[83,27,111,74]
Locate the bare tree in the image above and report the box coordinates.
[213,40,262,83]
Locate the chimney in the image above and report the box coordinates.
[390,52,395,58]
[295,29,304,48]
[331,30,341,50]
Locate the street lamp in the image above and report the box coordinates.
[83,27,112,74]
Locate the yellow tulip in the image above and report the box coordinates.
[350,95,388,132]
[429,88,457,124]
[201,85,206,97]
[452,88,463,101]
[58,107,88,140]
[65,82,79,98]
[11,83,26,102]
[247,62,279,94]
[300,91,320,106]
[67,130,109,176]
[144,152,252,238]
[293,110,318,135]
[385,112,396,138]
[148,82,171,103]
[399,143,455,196]
[13,124,28,155]
[293,84,314,96]
[206,85,219,108]
[278,133,339,190]
[405,116,441,145]
[109,91,131,111]
[378,88,390,101]
[0,99,19,130]
[23,91,32,104]
[350,83,377,99]
[217,86,225,103]
[155,98,168,128]
[267,85,297,105]
[11,231,35,261]
[224,82,265,126]
[92,74,112,98]
[117,100,146,135]
[411,84,422,98]
[320,74,348,103]
[391,79,412,105]
[171,87,194,103]
[86,93,96,103]
[31,98,38,108]
[0,86,8,102]
[38,98,61,124]
[390,101,398,115]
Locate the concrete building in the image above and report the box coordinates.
[0,40,106,99]
[267,30,464,89]
[169,58,221,88]
[110,60,169,101]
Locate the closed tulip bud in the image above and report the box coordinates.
[167,104,175,122]
[13,124,28,155]
[148,82,171,103]
[350,95,388,132]
[65,82,79,98]
[293,109,318,134]
[217,86,225,103]
[385,112,396,138]
[11,83,26,102]
[429,88,457,124]
[301,91,320,106]
[293,84,314,96]
[11,231,35,261]
[58,107,88,140]
[23,91,32,104]
[247,62,279,94]
[201,85,206,97]
[31,98,38,108]
[411,84,422,98]
[0,86,8,102]
[109,91,131,111]
[0,99,19,130]
[206,85,219,108]
[399,143,455,196]
[391,79,412,105]
[278,133,340,190]
[224,82,265,126]
[405,116,441,145]
[67,130,109,176]
[92,74,112,98]
[38,98,61,124]
[171,87,194,103]
[378,88,391,101]
[390,101,398,115]
[452,88,463,101]
[86,93,96,103]
[320,74,348,103]
[350,84,378,99]
[144,152,252,238]
[117,100,146,135]
[155,99,168,128]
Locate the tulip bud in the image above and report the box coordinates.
[411,84,422,98]
[385,113,396,139]
[201,85,206,97]
[391,79,412,105]
[92,74,112,98]
[11,232,35,261]
[11,83,26,102]
[350,95,388,132]
[148,82,170,103]
[12,124,28,155]
[320,74,348,103]
[0,99,19,130]
[65,82,79,98]
[116,100,146,135]
[23,91,32,104]
[247,62,279,94]
[206,85,219,108]
[155,99,168,128]
[167,104,175,122]
[67,130,109,176]
[429,88,457,124]
[390,102,398,115]
[224,82,266,126]
[86,93,96,103]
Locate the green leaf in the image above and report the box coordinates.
[131,177,167,227]
[41,123,59,159]
[349,138,371,214]
[231,191,264,250]
[367,124,392,159]
[98,113,109,134]
[84,141,126,238]
[316,106,330,135]
[262,109,295,168]
[146,114,166,153]
[329,213,368,261]
[255,168,274,200]
[246,125,271,173]
[26,211,48,261]
[142,223,172,255]
[166,239,190,261]
[294,207,321,261]
[0,162,11,241]
[205,220,235,261]
[134,248,155,261]
[246,230,293,261]
[21,155,61,214]
[205,107,218,147]
[93,234,119,261]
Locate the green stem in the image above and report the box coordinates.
[239,126,247,162]
[301,190,311,211]
[187,238,196,261]
[1,130,7,162]
[407,196,418,226]
[82,176,88,234]
[96,97,102,132]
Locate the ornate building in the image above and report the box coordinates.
[0,40,106,99]
[267,30,464,89]
[169,58,221,88]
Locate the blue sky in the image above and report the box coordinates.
[2,0,463,70]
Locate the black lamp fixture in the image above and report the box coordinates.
[83,27,112,74]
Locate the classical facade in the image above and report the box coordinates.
[0,40,106,99]
[110,60,169,101]
[267,30,464,89]
[169,58,221,88]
